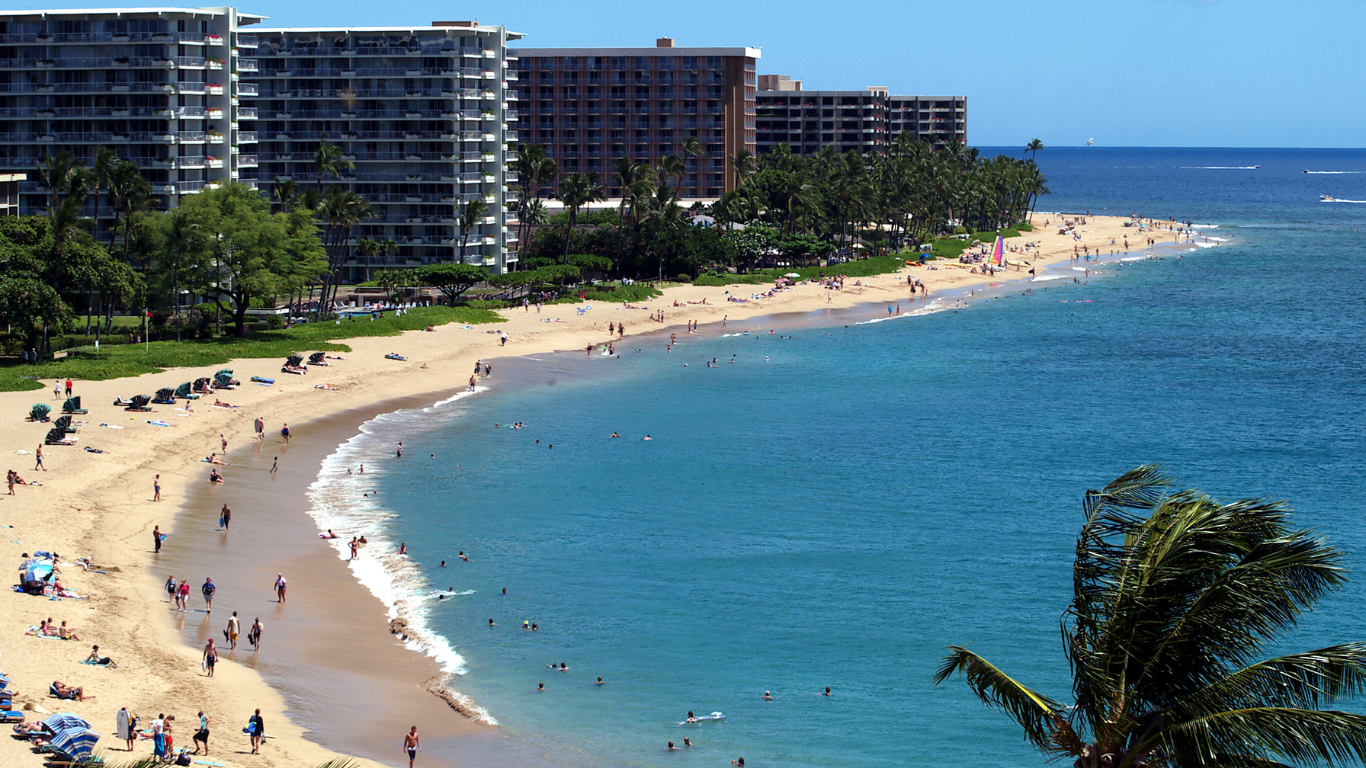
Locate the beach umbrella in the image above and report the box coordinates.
[42,713,91,732]
[48,725,99,759]
[22,561,53,583]
[784,272,801,278]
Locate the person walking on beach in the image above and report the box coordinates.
[165,575,176,605]
[248,708,264,754]
[397,442,403,459]
[275,573,287,603]
[404,726,421,767]
[270,457,278,474]
[280,424,290,444]
[154,526,163,554]
[202,577,216,613]
[248,617,263,650]
[153,474,161,501]
[34,445,44,472]
[255,416,264,440]
[202,637,218,677]
[150,714,166,759]
[192,711,209,755]
[226,611,240,650]
[64,378,72,397]
[177,578,190,612]
[116,706,133,751]
[220,503,231,530]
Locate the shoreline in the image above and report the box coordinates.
[0,213,1211,767]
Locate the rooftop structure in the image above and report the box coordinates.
[510,39,758,198]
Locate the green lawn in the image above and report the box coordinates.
[694,255,910,286]
[1,305,503,392]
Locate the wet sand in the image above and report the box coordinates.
[159,392,568,767]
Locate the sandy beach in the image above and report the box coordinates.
[0,213,1197,767]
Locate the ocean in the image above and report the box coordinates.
[306,147,1366,767]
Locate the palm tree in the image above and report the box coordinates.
[89,147,118,243]
[730,149,756,184]
[163,208,198,341]
[681,135,702,192]
[660,154,686,193]
[355,238,379,283]
[380,237,399,267]
[935,465,1366,768]
[313,135,353,191]
[273,178,301,212]
[315,188,373,314]
[107,161,151,265]
[613,157,654,271]
[555,171,604,264]
[38,151,83,216]
[458,198,490,264]
[1026,138,1044,160]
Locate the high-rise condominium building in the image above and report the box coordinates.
[246,21,519,276]
[755,77,966,156]
[511,39,759,199]
[0,6,262,235]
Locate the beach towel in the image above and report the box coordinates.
[146,420,173,427]
[98,424,124,429]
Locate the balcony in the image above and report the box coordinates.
[238,155,258,168]
[177,180,206,193]
[237,35,259,49]
[175,57,207,69]
[180,156,207,169]
[237,131,257,143]
[238,59,258,73]
[205,108,224,119]
[237,83,259,96]
[205,156,224,169]
[205,34,224,46]
[207,131,225,144]
[237,107,258,120]
[205,84,224,95]
[179,131,207,143]
[178,83,206,94]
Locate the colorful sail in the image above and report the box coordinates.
[993,234,1004,266]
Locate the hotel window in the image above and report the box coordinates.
[540,58,553,70]
[610,57,627,69]
[538,130,553,141]
[585,56,601,70]
[635,86,649,97]
[635,56,649,69]
[682,56,697,70]
[563,130,576,140]
[562,57,578,70]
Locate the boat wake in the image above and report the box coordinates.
[1321,198,1366,204]
[1181,166,1259,170]
[1305,170,1366,174]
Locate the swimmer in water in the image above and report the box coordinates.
[684,738,693,747]
[823,686,831,696]
[488,618,495,627]
[763,691,773,700]
[686,711,696,723]
[596,676,605,685]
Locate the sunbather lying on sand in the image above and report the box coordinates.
[212,399,236,408]
[203,454,229,466]
[51,681,90,701]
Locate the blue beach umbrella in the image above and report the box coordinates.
[42,713,91,732]
[48,726,100,760]
[21,561,52,583]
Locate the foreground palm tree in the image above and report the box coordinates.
[935,465,1366,768]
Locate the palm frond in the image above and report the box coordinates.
[1171,645,1366,718]
[934,646,1076,753]
[1161,707,1366,768]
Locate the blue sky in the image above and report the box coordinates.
[37,0,1362,147]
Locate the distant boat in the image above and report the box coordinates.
[1321,195,1336,202]
[1086,138,1094,146]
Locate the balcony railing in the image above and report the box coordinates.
[236,34,259,48]
[238,155,258,167]
[237,107,258,119]
[237,59,258,73]
[237,83,259,96]
[237,131,258,143]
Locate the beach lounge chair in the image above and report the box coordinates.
[61,397,87,415]
[52,415,76,434]
[214,369,239,388]
[152,388,176,405]
[125,395,152,412]
[45,427,76,446]
[307,352,328,366]
[28,403,51,422]
[192,377,214,394]
[173,382,197,400]
[281,354,306,375]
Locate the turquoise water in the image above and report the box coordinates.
[331,149,1366,767]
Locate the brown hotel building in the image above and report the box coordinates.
[510,39,758,198]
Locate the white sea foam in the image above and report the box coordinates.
[305,392,499,725]
[1322,199,1366,204]
[1031,275,1070,282]
[1305,170,1366,174]
[1190,224,1221,230]
[1181,166,1259,170]
[856,298,952,324]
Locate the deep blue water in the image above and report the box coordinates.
[333,148,1366,767]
